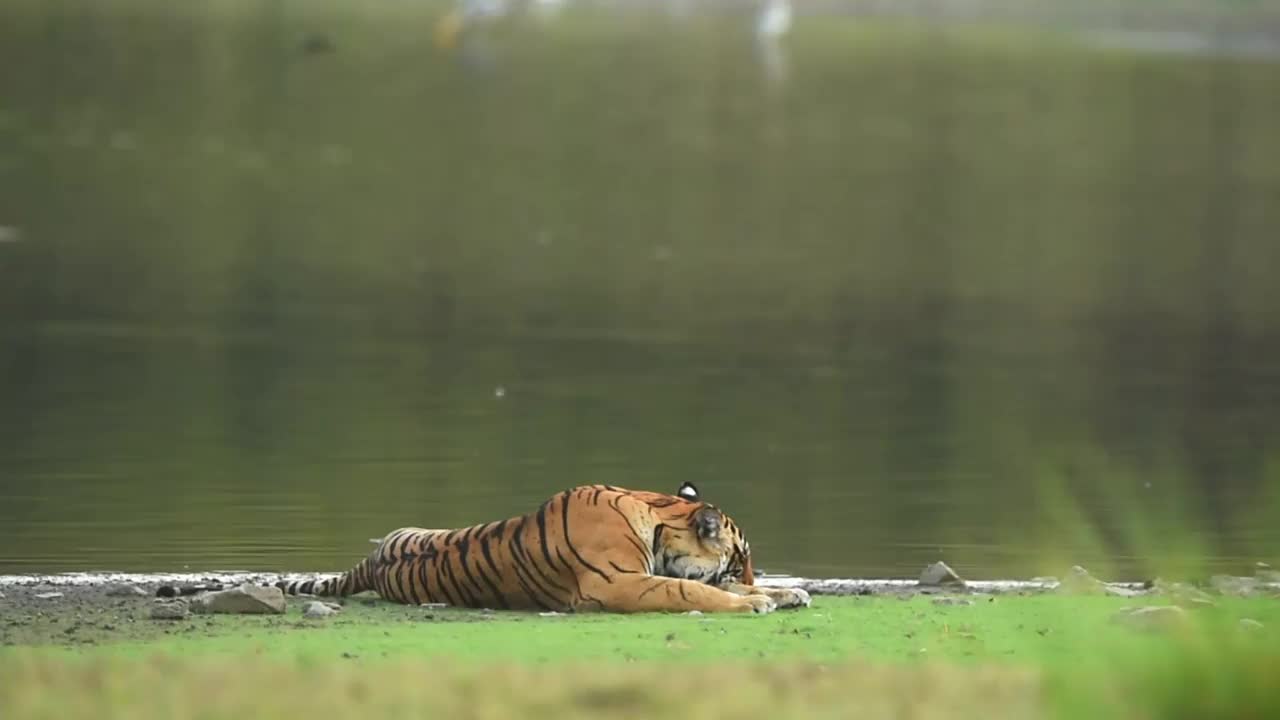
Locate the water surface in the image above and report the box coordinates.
[2,1,1279,579]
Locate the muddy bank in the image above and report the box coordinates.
[0,577,503,649]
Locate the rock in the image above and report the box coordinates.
[919,562,966,587]
[1029,576,1059,585]
[0,591,6,599]
[1057,566,1106,595]
[1255,563,1280,584]
[34,592,64,600]
[0,226,21,243]
[1210,575,1261,597]
[538,611,565,617]
[104,584,149,598]
[1238,618,1265,633]
[303,601,340,619]
[1110,605,1190,633]
[932,597,973,607]
[419,603,448,609]
[190,584,286,615]
[685,610,703,616]
[150,602,190,620]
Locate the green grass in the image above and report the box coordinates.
[2,595,1278,719]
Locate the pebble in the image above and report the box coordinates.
[303,601,340,619]
[34,592,64,600]
[419,603,448,609]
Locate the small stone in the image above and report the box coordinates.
[0,226,21,243]
[1058,566,1106,595]
[1210,575,1261,597]
[932,597,974,607]
[303,601,340,619]
[919,562,966,587]
[34,592,63,600]
[1238,618,1265,633]
[150,602,190,620]
[1110,605,1190,633]
[538,611,564,617]
[104,584,149,598]
[189,584,286,615]
[419,603,448,609]
[685,610,703,616]
[1029,576,1059,585]
[0,591,6,599]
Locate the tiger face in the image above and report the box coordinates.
[653,501,755,588]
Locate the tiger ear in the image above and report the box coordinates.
[694,507,721,540]
[677,482,699,501]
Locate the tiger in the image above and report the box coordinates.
[278,483,810,614]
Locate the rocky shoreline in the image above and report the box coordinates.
[0,562,1274,648]
[1,561,1275,601]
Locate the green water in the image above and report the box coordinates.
[1,1,1279,579]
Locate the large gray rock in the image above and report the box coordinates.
[190,584,286,615]
[1110,605,1190,633]
[919,562,966,587]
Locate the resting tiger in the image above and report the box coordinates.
[278,483,810,614]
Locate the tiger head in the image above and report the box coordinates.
[654,484,755,587]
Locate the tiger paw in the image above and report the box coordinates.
[772,587,811,609]
[743,594,777,614]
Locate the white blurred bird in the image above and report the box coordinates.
[756,0,792,41]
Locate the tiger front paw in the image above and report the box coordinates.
[772,587,811,609]
[742,594,777,614]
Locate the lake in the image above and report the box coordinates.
[2,0,1278,580]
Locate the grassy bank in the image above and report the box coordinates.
[2,593,1278,718]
